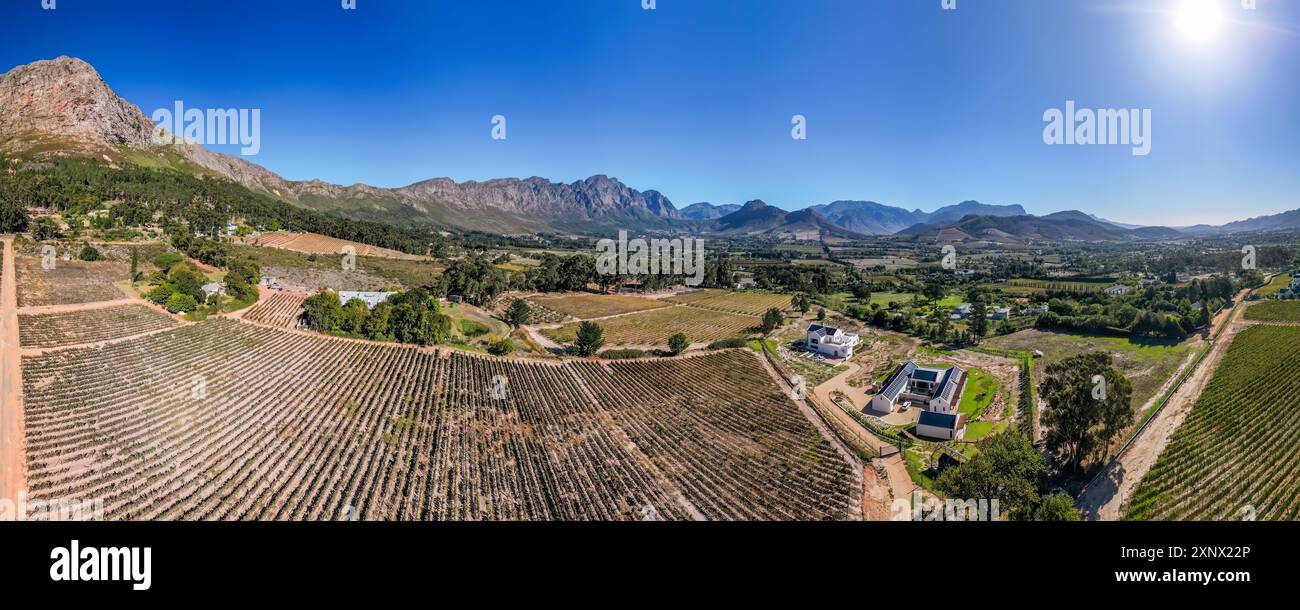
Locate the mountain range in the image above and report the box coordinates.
[2,56,1299,242]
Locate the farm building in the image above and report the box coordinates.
[870,361,967,424]
[916,411,967,441]
[201,282,225,300]
[805,323,861,359]
[1105,285,1132,295]
[339,291,397,309]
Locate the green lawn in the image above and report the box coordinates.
[1256,273,1294,298]
[958,369,999,418]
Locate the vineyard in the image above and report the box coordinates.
[21,319,857,520]
[243,292,307,329]
[16,257,129,307]
[19,304,178,349]
[1125,325,1300,520]
[541,305,759,346]
[665,289,794,316]
[1244,300,1300,323]
[528,293,667,320]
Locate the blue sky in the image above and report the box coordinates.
[3,0,1297,225]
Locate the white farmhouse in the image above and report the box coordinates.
[870,361,968,440]
[805,323,861,359]
[339,291,397,309]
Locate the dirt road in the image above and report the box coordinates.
[0,237,25,504]
[1077,290,1252,520]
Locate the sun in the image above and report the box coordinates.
[1174,0,1226,44]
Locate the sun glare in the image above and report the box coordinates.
[1174,0,1226,45]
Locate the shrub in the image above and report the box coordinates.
[164,292,198,314]
[599,349,647,360]
[488,339,515,356]
[152,252,184,272]
[707,338,748,350]
[459,319,491,338]
[78,245,103,261]
[667,332,689,356]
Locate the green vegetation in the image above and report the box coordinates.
[1039,352,1133,474]
[572,321,605,357]
[957,369,999,419]
[1245,300,1300,322]
[303,288,451,346]
[1128,325,1300,520]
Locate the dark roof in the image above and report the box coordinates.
[936,366,965,404]
[918,411,960,429]
[912,368,940,382]
[880,361,917,401]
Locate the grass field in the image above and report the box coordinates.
[958,369,999,419]
[985,329,1193,415]
[529,293,668,320]
[230,244,440,291]
[1244,300,1300,322]
[1126,325,1300,520]
[1255,273,1294,298]
[664,289,793,316]
[542,305,759,346]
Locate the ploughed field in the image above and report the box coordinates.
[19,304,178,349]
[22,319,857,520]
[243,292,307,329]
[1126,325,1300,520]
[527,293,667,320]
[541,305,760,346]
[16,256,129,307]
[663,289,793,316]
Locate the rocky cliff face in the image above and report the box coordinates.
[0,57,684,232]
[396,175,678,220]
[0,56,156,151]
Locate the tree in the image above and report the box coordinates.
[851,283,872,302]
[667,332,689,356]
[1039,352,1134,474]
[505,298,532,327]
[78,245,102,261]
[922,279,947,304]
[935,431,1045,520]
[572,322,605,357]
[130,247,139,280]
[760,308,784,334]
[164,292,198,314]
[489,339,515,356]
[30,217,61,241]
[792,293,811,316]
[302,291,344,332]
[968,300,989,341]
[1034,492,1081,521]
[816,307,826,321]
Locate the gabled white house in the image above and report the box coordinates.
[806,323,861,359]
[339,291,397,309]
[870,361,967,433]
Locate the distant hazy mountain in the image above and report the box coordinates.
[679,202,742,220]
[807,199,1025,235]
[711,200,864,240]
[1211,208,1300,234]
[901,211,1177,243]
[807,201,921,235]
[915,200,1027,226]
